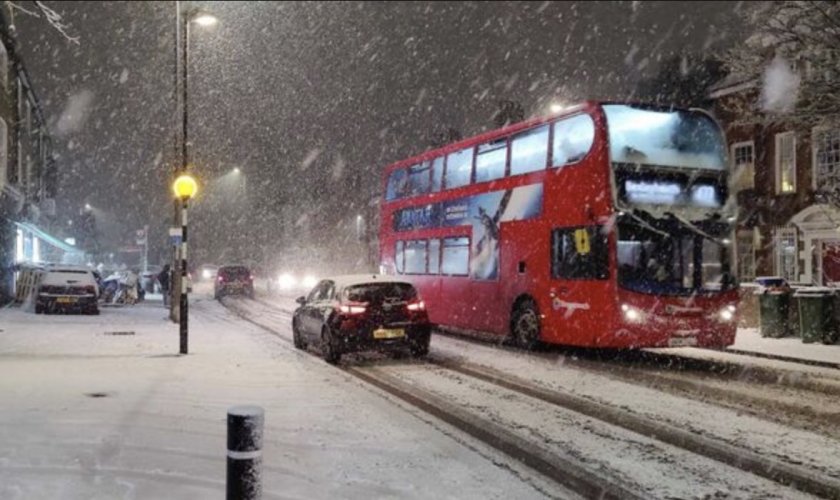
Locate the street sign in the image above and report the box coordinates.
[169,227,182,246]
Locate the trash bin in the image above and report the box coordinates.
[755,277,792,338]
[794,287,838,344]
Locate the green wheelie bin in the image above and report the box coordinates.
[794,287,838,344]
[755,277,792,338]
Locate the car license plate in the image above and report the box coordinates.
[56,297,77,304]
[668,337,697,347]
[373,328,405,339]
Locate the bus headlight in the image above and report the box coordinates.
[719,305,736,322]
[621,304,645,323]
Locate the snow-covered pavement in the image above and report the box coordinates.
[0,297,561,499]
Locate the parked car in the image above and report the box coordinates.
[36,267,99,315]
[214,265,254,299]
[292,275,431,364]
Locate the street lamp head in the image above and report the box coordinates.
[191,13,218,27]
[84,203,92,211]
[232,167,241,174]
[173,174,199,200]
[550,103,566,113]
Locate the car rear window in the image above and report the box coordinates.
[220,267,250,278]
[343,283,417,303]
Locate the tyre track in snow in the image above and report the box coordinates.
[221,297,637,499]
[432,328,840,438]
[223,296,837,499]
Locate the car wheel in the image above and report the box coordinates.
[409,334,431,358]
[321,327,341,365]
[511,299,541,351]
[292,318,307,350]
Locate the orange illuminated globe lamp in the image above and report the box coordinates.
[173,174,198,201]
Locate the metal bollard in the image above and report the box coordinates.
[227,405,264,500]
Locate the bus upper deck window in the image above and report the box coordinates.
[445,148,474,189]
[511,125,549,176]
[552,114,595,167]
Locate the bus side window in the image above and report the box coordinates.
[395,241,405,274]
[552,114,595,168]
[407,162,431,196]
[475,139,507,183]
[428,239,441,274]
[405,240,428,274]
[386,168,408,200]
[511,125,549,176]
[445,148,473,189]
[431,157,444,192]
[441,237,469,275]
[551,226,609,280]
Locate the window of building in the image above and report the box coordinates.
[510,124,548,176]
[814,129,840,189]
[444,148,473,189]
[441,237,469,275]
[551,225,609,280]
[474,139,507,183]
[736,230,756,282]
[552,114,595,167]
[428,239,440,274]
[774,227,797,282]
[404,239,428,274]
[775,132,796,193]
[730,141,755,191]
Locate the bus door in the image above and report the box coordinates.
[548,225,611,343]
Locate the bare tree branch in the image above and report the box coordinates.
[33,1,78,45]
[5,0,38,17]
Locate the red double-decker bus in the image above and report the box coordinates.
[378,102,739,349]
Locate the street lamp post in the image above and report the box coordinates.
[173,174,198,354]
[171,2,217,322]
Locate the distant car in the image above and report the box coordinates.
[199,264,219,282]
[36,267,99,315]
[292,275,431,364]
[214,265,254,299]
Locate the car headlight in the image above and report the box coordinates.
[278,273,296,289]
[621,303,645,323]
[301,275,318,289]
[202,269,211,279]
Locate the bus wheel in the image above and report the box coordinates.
[512,299,541,350]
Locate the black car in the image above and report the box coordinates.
[292,275,431,364]
[214,265,255,299]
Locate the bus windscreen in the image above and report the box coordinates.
[604,105,727,171]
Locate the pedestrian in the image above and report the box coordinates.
[158,264,171,307]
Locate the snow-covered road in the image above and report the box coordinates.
[229,295,840,499]
[0,297,564,499]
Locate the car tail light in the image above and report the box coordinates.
[407,299,425,312]
[339,302,368,314]
[217,275,224,283]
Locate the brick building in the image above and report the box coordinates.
[711,76,840,286]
